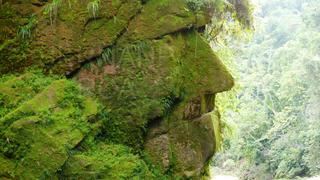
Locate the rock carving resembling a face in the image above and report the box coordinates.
[73,0,234,177]
[0,0,234,178]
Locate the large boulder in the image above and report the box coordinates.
[0,0,237,178]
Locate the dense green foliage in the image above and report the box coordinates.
[212,0,320,178]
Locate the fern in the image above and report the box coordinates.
[162,98,174,114]
[94,47,113,68]
[125,41,150,59]
[101,48,113,64]
[113,16,118,23]
[18,14,37,40]
[87,0,100,19]
[18,27,31,40]
[44,0,61,25]
[83,63,92,70]
[97,58,104,68]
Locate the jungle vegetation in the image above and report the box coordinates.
[212,0,320,179]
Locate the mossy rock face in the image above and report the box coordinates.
[118,0,211,43]
[1,0,235,179]
[36,0,142,75]
[0,0,142,75]
[0,71,98,178]
[0,71,160,179]
[144,115,214,178]
[0,2,36,74]
[61,143,155,179]
[74,31,233,178]
[0,0,211,76]
[144,106,221,178]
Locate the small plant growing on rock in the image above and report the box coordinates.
[186,0,207,12]
[87,0,100,19]
[123,41,150,59]
[101,48,113,63]
[18,14,37,40]
[44,0,61,25]
[95,47,113,68]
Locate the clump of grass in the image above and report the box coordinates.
[87,0,100,19]
[18,14,38,40]
[101,47,113,64]
[43,0,61,25]
[186,0,207,12]
[95,47,113,68]
[118,41,150,62]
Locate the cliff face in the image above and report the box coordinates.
[0,0,234,178]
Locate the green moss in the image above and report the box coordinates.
[0,71,165,178]
[0,70,59,118]
[211,110,222,152]
[0,41,31,74]
[0,3,16,18]
[0,155,15,178]
[119,0,209,43]
[0,71,98,179]
[46,0,142,74]
[0,39,15,52]
[0,2,39,74]
[0,3,18,42]
[93,40,173,150]
[79,30,233,154]
[61,143,155,179]
[174,31,234,96]
[0,0,143,75]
